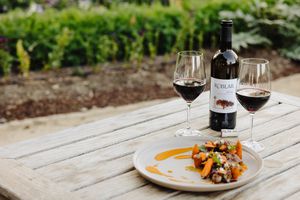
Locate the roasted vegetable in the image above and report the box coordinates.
[191,140,247,184]
[236,140,243,159]
[200,158,213,178]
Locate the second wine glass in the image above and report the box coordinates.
[173,51,206,137]
[236,58,271,152]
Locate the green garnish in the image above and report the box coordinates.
[213,154,222,166]
[228,145,236,150]
[199,145,207,152]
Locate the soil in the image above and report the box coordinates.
[0,48,299,122]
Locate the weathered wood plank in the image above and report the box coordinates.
[99,123,300,199]
[0,92,298,200]
[20,103,210,169]
[111,185,180,200]
[0,92,209,159]
[232,164,300,200]
[74,109,300,200]
[1,93,282,160]
[35,103,295,192]
[129,134,300,200]
[0,157,80,200]
[74,171,148,200]
[286,191,300,200]
[271,91,300,107]
[17,100,278,169]
[165,126,300,200]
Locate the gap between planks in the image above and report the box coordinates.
[110,129,300,200]
[0,92,210,159]
[74,110,300,200]
[35,103,298,195]
[2,92,284,160]
[19,102,213,169]
[0,158,81,200]
[18,100,280,170]
[21,100,278,172]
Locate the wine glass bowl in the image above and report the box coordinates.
[173,51,206,137]
[236,58,271,152]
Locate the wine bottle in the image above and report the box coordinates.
[209,20,239,131]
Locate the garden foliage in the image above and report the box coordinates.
[0,0,299,76]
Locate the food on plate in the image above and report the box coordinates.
[191,140,247,184]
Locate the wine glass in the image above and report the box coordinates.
[173,51,206,137]
[236,58,271,152]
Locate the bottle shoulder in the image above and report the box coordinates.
[211,49,239,79]
[212,50,238,65]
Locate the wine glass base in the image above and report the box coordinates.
[175,129,217,140]
[241,140,265,152]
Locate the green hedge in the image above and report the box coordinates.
[0,0,299,75]
[0,4,187,70]
[0,1,250,71]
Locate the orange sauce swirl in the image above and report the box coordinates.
[155,147,192,161]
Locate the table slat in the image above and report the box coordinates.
[271,92,300,107]
[0,92,299,200]
[36,103,296,192]
[74,109,300,200]
[0,92,209,159]
[286,191,300,200]
[17,103,210,169]
[103,125,300,200]
[18,100,278,170]
[233,165,300,200]
[0,158,80,200]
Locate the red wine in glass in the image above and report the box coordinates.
[236,88,271,113]
[237,58,271,152]
[173,51,207,137]
[173,79,206,103]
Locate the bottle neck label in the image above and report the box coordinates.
[210,77,237,113]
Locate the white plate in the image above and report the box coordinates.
[133,137,263,192]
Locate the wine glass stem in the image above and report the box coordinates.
[249,113,254,142]
[186,103,191,130]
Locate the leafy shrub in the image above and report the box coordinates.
[44,27,73,70]
[0,0,299,76]
[0,4,186,70]
[0,49,13,77]
[16,39,30,77]
[220,0,300,60]
[232,31,271,51]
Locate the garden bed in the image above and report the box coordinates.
[0,48,299,122]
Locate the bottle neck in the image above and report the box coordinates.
[220,26,232,51]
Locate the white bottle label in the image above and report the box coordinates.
[210,77,237,113]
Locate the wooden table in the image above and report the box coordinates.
[0,91,299,200]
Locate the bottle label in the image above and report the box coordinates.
[210,77,237,113]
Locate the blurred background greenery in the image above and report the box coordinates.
[0,0,299,77]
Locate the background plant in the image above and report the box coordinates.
[16,39,30,77]
[0,0,299,77]
[0,49,13,77]
[220,0,300,60]
[44,27,73,70]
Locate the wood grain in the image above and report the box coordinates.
[0,92,299,200]
[0,157,80,200]
[74,109,300,200]
[271,91,300,107]
[19,100,278,170]
[286,191,300,200]
[0,92,209,159]
[35,103,295,194]
[102,125,300,200]
[233,164,300,200]
[18,103,211,169]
